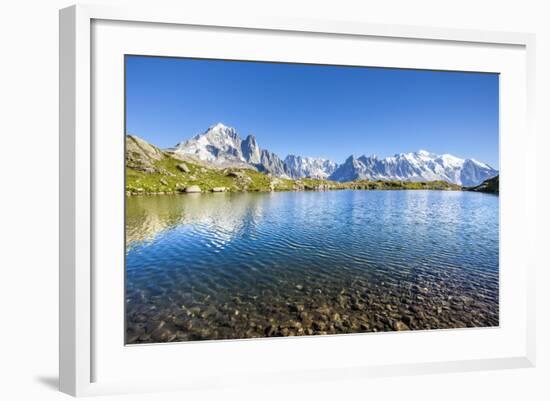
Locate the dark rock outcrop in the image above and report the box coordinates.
[464,175,499,194]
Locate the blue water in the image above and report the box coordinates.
[125,190,499,343]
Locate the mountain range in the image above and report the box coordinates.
[166,123,498,186]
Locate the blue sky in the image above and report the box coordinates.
[126,56,499,168]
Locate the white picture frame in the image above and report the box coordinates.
[59,4,536,397]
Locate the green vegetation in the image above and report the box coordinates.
[125,134,462,194]
[126,151,461,195]
[344,180,461,191]
[126,155,234,194]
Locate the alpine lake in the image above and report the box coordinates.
[125,189,499,344]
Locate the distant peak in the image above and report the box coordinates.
[417,149,431,156]
[345,155,356,162]
[200,123,239,140]
[210,122,229,130]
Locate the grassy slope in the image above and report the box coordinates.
[126,154,461,194]
[126,155,294,193]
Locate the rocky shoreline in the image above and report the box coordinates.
[125,178,462,196]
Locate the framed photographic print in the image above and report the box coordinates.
[59,4,536,396]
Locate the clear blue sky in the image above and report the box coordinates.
[126,55,499,168]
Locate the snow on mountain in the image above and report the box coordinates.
[284,155,339,179]
[169,123,250,167]
[170,123,338,179]
[329,150,498,186]
[169,123,289,176]
[169,124,497,186]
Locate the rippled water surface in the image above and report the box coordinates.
[125,190,499,343]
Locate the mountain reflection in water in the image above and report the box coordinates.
[125,190,499,343]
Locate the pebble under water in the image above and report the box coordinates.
[125,190,499,344]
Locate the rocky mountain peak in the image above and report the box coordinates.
[168,125,498,186]
[330,149,497,186]
[241,134,261,165]
[284,154,338,179]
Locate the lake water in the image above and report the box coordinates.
[125,190,499,343]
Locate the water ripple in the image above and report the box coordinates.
[125,190,499,343]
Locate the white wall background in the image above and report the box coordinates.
[0,0,547,400]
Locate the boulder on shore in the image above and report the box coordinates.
[177,163,190,173]
[184,185,201,193]
[227,171,244,178]
[211,187,226,192]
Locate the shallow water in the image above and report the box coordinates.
[125,190,499,343]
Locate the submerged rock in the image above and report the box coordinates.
[289,303,305,313]
[151,328,176,342]
[393,321,410,331]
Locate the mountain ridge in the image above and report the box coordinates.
[167,123,498,186]
[125,134,462,195]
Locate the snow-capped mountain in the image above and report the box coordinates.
[169,124,497,186]
[284,155,338,179]
[170,123,339,179]
[170,123,254,168]
[329,150,497,186]
[170,123,292,177]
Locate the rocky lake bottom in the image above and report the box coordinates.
[125,190,499,343]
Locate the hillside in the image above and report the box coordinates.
[464,175,499,194]
[126,135,461,195]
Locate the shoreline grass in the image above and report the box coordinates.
[126,153,462,195]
